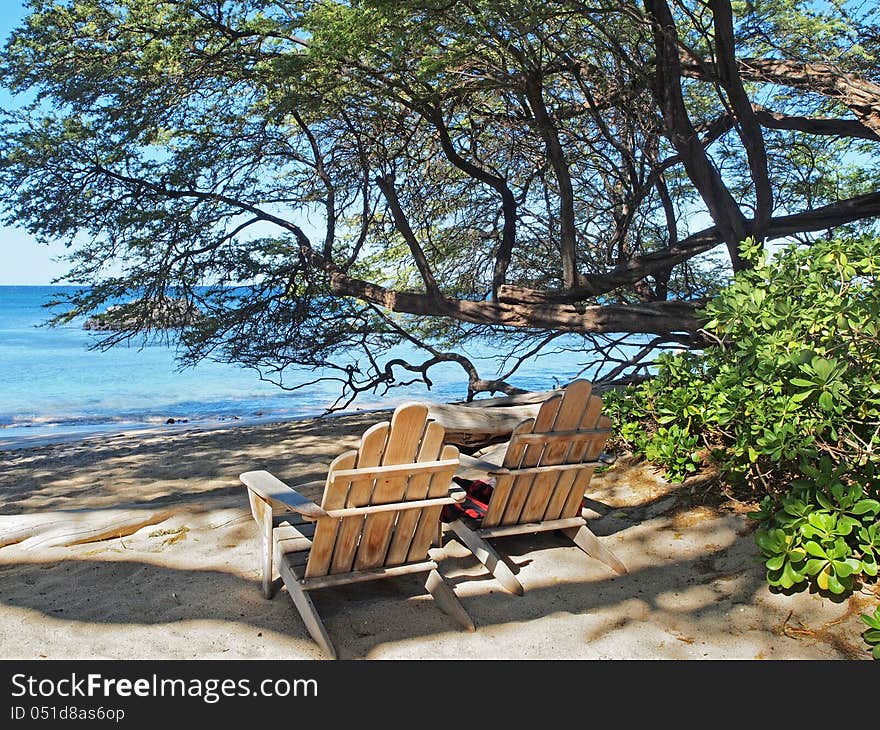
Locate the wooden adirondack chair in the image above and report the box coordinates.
[239,402,475,659]
[447,379,628,596]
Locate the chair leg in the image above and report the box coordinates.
[275,546,337,659]
[448,520,524,596]
[425,569,475,632]
[260,531,274,598]
[563,525,628,575]
[247,490,275,598]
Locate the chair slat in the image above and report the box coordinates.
[481,417,537,527]
[543,444,590,520]
[559,463,599,519]
[519,382,592,522]
[546,396,607,519]
[386,421,445,566]
[500,394,563,525]
[580,395,604,432]
[585,415,612,458]
[407,444,461,561]
[355,404,427,570]
[406,504,445,562]
[306,450,358,578]
[326,422,389,575]
[551,408,609,519]
[511,428,611,445]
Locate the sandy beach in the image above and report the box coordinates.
[0,411,874,661]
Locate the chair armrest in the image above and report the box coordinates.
[239,470,328,519]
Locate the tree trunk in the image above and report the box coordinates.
[645,0,751,271]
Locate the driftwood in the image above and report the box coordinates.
[426,402,544,451]
[455,390,558,408]
[452,377,642,411]
[0,509,177,550]
[430,381,631,451]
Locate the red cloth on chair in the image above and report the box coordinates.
[441,477,494,522]
[442,474,593,523]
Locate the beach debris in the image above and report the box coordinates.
[0,509,176,550]
[148,525,189,546]
[425,401,542,450]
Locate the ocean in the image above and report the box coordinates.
[0,286,598,447]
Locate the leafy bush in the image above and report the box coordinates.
[861,606,880,660]
[603,235,880,609]
[606,235,880,487]
[750,458,878,594]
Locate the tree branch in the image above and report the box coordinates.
[374,172,442,299]
[752,104,880,142]
[290,109,336,260]
[92,165,321,263]
[645,0,750,270]
[524,72,578,289]
[681,56,880,137]
[330,271,701,335]
[426,106,518,299]
[497,189,880,303]
[709,0,772,239]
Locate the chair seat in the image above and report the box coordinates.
[274,520,314,572]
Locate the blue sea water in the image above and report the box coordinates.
[0,286,597,446]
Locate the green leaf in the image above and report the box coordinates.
[815,492,834,510]
[790,378,816,388]
[835,518,857,536]
[780,560,805,588]
[833,558,861,577]
[804,558,826,575]
[825,571,848,594]
[852,499,880,515]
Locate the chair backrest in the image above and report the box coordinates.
[481,379,611,528]
[304,402,459,578]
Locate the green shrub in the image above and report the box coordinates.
[861,606,880,660]
[750,458,878,594]
[604,234,880,606]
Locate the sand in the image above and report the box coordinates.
[0,412,874,661]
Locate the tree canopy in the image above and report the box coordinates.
[2,0,879,406]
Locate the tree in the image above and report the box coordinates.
[1,0,878,407]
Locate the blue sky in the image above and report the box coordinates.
[0,2,72,285]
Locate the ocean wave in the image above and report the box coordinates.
[0,404,321,431]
